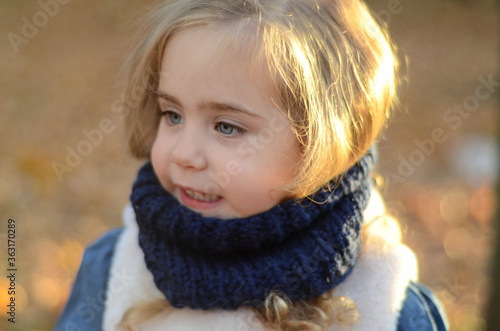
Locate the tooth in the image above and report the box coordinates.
[184,188,219,202]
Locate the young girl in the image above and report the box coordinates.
[56,0,448,330]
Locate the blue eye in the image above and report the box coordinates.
[217,123,236,135]
[161,110,183,125]
[216,122,245,137]
[169,113,183,125]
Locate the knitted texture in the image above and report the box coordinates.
[131,151,375,310]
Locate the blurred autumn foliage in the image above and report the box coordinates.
[0,0,498,330]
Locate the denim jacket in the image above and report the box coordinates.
[55,226,448,331]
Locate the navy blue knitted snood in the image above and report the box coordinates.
[131,150,375,310]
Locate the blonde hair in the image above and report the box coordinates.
[122,0,398,197]
[119,0,400,329]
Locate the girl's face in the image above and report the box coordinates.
[151,26,301,219]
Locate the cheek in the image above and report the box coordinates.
[151,126,173,164]
[274,131,301,177]
[150,137,163,169]
[150,133,173,189]
[229,132,299,187]
[227,157,287,198]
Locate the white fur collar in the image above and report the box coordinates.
[103,192,418,330]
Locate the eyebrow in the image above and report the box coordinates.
[155,91,182,107]
[155,90,262,119]
[203,101,261,118]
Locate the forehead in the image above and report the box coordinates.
[158,25,281,109]
[161,25,273,86]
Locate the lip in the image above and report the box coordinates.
[177,185,223,211]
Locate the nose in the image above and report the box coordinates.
[171,127,207,170]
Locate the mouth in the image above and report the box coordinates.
[183,188,220,202]
[177,186,222,210]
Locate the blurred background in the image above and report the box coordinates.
[0,0,497,330]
